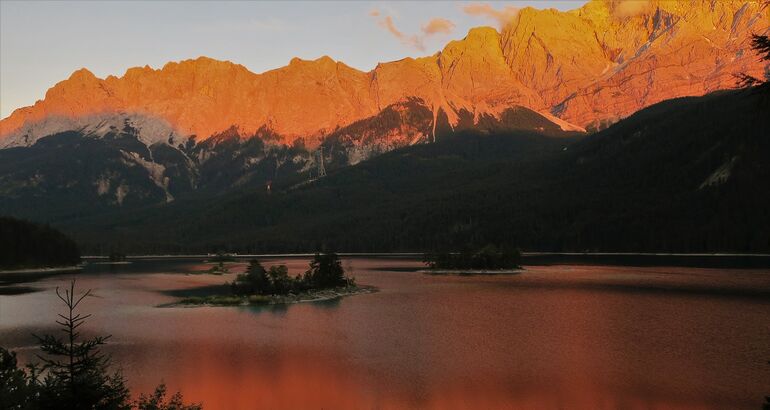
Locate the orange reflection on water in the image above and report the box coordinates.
[121,340,729,410]
[5,260,768,409]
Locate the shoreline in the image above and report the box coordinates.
[83,252,770,259]
[0,265,83,275]
[419,268,524,275]
[79,253,770,269]
[160,285,378,308]
[91,261,132,265]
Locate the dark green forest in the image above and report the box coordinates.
[0,217,80,269]
[47,87,769,254]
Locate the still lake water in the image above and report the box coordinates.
[1,257,769,409]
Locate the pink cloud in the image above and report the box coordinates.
[462,3,520,29]
[422,18,455,36]
[375,15,425,51]
[372,12,456,51]
[611,0,652,19]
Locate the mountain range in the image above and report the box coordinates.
[2,0,767,146]
[0,0,768,252]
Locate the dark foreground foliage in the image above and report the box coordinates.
[424,245,521,270]
[231,253,352,296]
[0,281,201,410]
[0,217,80,269]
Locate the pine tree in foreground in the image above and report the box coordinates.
[0,280,201,410]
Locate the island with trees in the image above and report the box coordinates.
[422,244,523,275]
[174,253,375,307]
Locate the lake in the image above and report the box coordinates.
[1,257,769,409]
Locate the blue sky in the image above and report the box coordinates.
[0,1,582,118]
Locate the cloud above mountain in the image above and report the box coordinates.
[462,3,520,29]
[422,18,455,35]
[371,12,455,51]
[610,0,652,19]
[377,15,425,51]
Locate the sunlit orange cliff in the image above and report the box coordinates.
[1,0,767,147]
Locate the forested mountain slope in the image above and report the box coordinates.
[57,88,769,254]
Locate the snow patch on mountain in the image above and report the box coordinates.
[0,112,190,150]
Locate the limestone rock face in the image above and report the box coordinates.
[527,0,770,129]
[1,0,767,146]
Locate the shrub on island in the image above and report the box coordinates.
[230,253,355,297]
[302,252,349,288]
[206,261,229,275]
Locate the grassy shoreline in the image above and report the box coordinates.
[419,268,524,276]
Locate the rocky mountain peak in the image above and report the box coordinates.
[1,0,766,146]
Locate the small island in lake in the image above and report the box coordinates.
[173,252,374,307]
[202,260,230,275]
[190,252,236,275]
[422,245,523,275]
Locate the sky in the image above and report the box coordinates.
[0,1,582,119]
